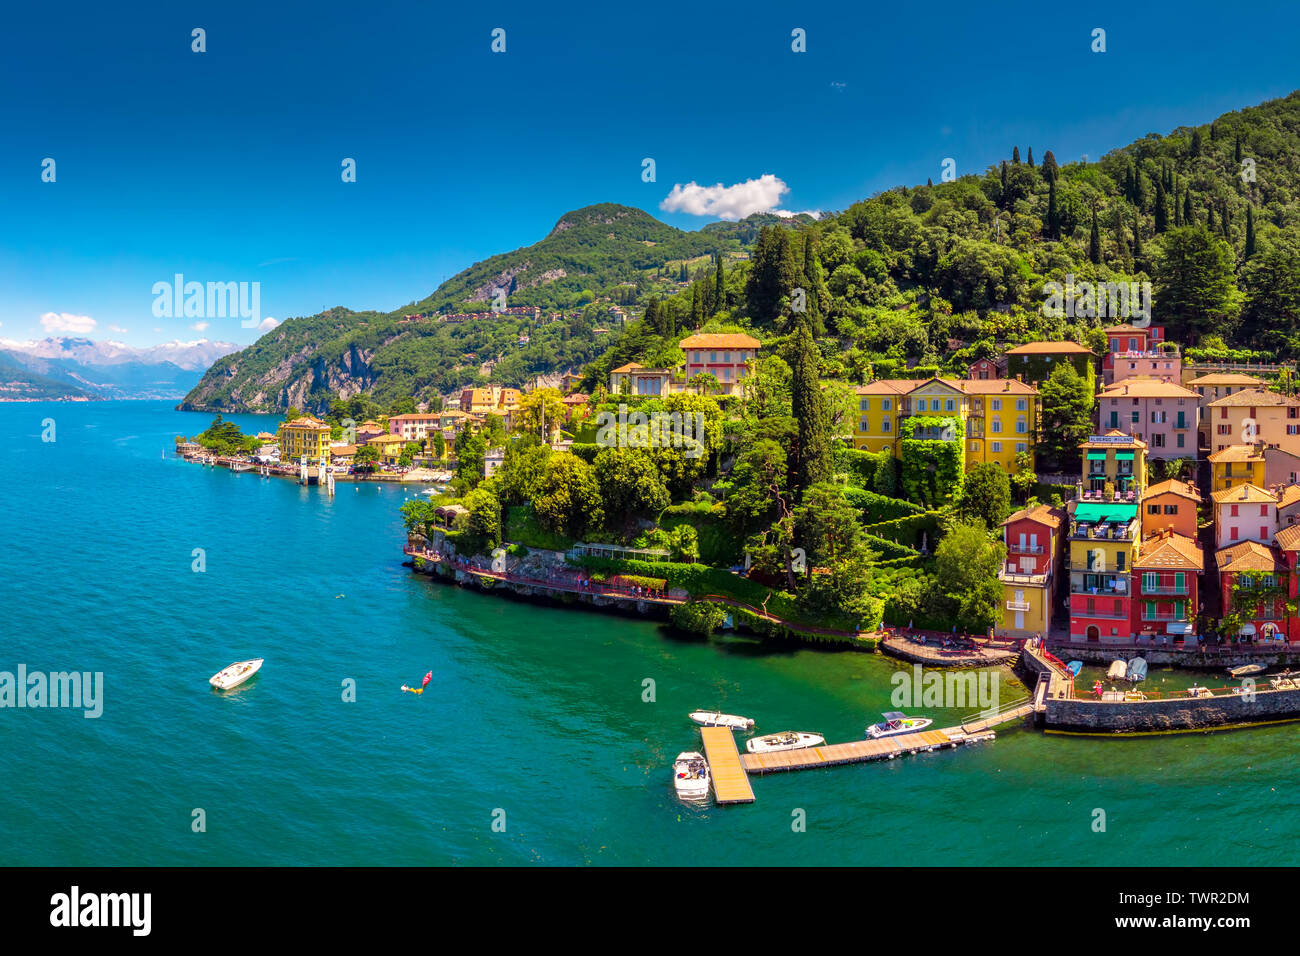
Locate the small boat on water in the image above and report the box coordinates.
[689,710,755,731]
[209,658,263,690]
[745,731,824,754]
[1107,659,1128,681]
[866,712,934,739]
[1127,657,1148,682]
[230,461,254,472]
[1187,685,1214,699]
[1066,661,1083,678]
[672,751,711,802]
[1229,664,1266,678]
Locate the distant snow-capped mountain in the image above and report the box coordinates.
[0,337,241,401]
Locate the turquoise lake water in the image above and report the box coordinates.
[2,400,1299,866]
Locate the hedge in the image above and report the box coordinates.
[842,487,922,524]
[861,511,944,551]
[569,442,602,464]
[1032,481,1076,503]
[899,415,964,507]
[836,447,899,496]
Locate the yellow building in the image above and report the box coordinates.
[852,376,1038,473]
[277,416,332,464]
[1204,387,1300,455]
[998,504,1065,638]
[1080,431,1148,499]
[460,386,522,416]
[367,433,408,465]
[1208,443,1266,493]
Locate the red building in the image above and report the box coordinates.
[1216,539,1294,643]
[1130,530,1203,642]
[969,357,999,380]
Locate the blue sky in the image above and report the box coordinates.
[0,0,1297,347]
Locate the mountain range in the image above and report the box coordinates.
[0,337,240,401]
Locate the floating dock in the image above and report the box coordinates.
[699,726,755,804]
[741,728,969,774]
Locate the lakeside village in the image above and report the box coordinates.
[178,320,1300,787]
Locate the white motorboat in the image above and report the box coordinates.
[1126,657,1148,682]
[745,731,824,754]
[209,658,264,690]
[1228,664,1266,678]
[866,712,934,739]
[689,710,755,731]
[1187,685,1213,699]
[672,751,710,802]
[1107,659,1128,680]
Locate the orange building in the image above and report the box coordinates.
[1139,479,1200,540]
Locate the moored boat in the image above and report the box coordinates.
[209,658,264,690]
[866,712,934,739]
[1187,684,1213,698]
[688,710,754,731]
[1066,661,1083,678]
[745,731,824,754]
[1228,664,1266,678]
[672,751,710,802]
[1107,659,1128,681]
[1127,657,1148,682]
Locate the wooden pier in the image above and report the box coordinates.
[741,729,966,774]
[699,726,755,804]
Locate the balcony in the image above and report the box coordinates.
[1006,600,1031,612]
[1070,583,1127,596]
[1001,570,1049,585]
[1141,612,1193,622]
[1070,521,1138,542]
[1009,543,1045,554]
[1071,608,1130,620]
[1140,585,1190,596]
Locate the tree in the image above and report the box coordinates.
[398,442,421,467]
[1027,146,1034,167]
[1182,190,1194,225]
[1244,205,1256,260]
[1155,226,1241,343]
[432,430,446,459]
[1041,150,1059,183]
[1046,179,1059,240]
[793,482,880,625]
[1153,178,1168,233]
[744,225,799,327]
[1241,240,1300,339]
[534,455,603,539]
[354,444,381,471]
[1088,207,1102,264]
[515,388,565,439]
[497,438,552,505]
[956,463,1011,529]
[1012,146,1021,164]
[455,428,487,491]
[463,484,502,550]
[788,323,832,495]
[727,439,789,536]
[934,521,1006,633]
[1039,362,1095,472]
[713,252,725,315]
[593,447,670,530]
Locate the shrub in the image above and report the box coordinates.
[670,601,728,636]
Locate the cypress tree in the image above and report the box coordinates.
[1154,178,1168,233]
[789,323,832,495]
[1207,204,1215,231]
[1047,179,1059,239]
[1041,150,1059,184]
[1027,146,1034,167]
[1132,209,1142,260]
[645,297,660,335]
[1245,206,1256,259]
[678,262,688,282]
[1000,161,1008,201]
[691,283,703,328]
[1190,129,1203,157]
[1012,146,1021,164]
[713,252,725,315]
[1089,207,1101,264]
[1183,191,1194,225]
[927,177,933,187]
[1234,135,1242,163]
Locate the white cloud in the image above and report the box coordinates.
[660,174,815,221]
[108,324,128,333]
[191,321,210,332]
[40,312,97,334]
[257,317,281,332]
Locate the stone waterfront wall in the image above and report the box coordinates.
[1047,642,1300,670]
[1044,685,1300,732]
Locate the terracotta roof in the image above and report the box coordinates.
[856,379,922,395]
[1004,341,1094,355]
[1211,483,1276,505]
[1104,324,1154,334]
[679,333,762,349]
[280,416,330,431]
[330,444,358,456]
[1277,485,1300,509]
[1275,523,1300,551]
[1188,372,1266,387]
[1000,504,1064,530]
[389,413,440,421]
[1207,444,1264,464]
[939,377,1038,395]
[1142,479,1200,502]
[1099,380,1198,399]
[367,434,407,446]
[611,362,644,374]
[1216,540,1282,574]
[1134,532,1204,571]
[1205,387,1300,408]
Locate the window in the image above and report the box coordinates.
[709,351,716,362]
[1241,575,1253,588]
[945,399,956,412]
[1016,442,1026,453]
[860,398,869,411]
[859,418,870,432]
[991,419,1002,433]
[1016,418,1027,434]
[1174,572,1185,592]
[992,442,1002,453]
[1177,434,1185,448]
[1231,505,1239,517]
[1131,411,1140,424]
[1164,504,1177,515]
[1153,434,1165,448]
[992,399,1002,411]
[1261,526,1269,540]
[1016,399,1027,411]
[1231,526,1239,540]
[882,419,891,433]
[1217,424,1232,435]
[1263,575,1277,588]
[1143,572,1158,591]
[1289,425,1299,436]
[917,399,927,412]
[1116,552,1125,571]
[882,399,891,411]
[1147,504,1160,515]
[1261,505,1269,516]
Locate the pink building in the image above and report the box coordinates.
[1097,379,1200,460]
[1102,324,1178,385]
[389,413,443,442]
[679,333,761,395]
[1211,483,1278,551]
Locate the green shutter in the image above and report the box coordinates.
[1174,572,1185,591]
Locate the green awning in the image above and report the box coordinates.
[1073,502,1138,523]
[1086,452,1107,460]
[1115,452,1135,460]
